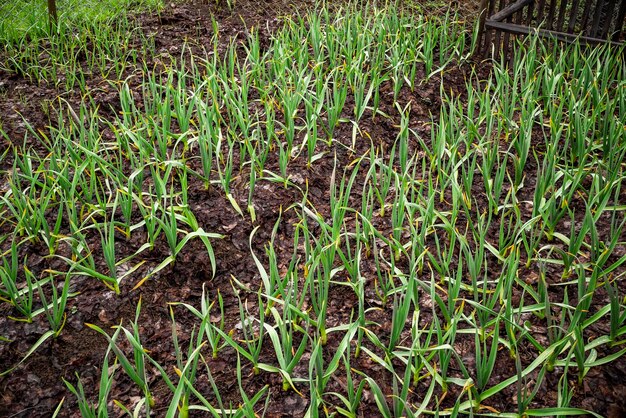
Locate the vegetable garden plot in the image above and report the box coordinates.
[0,0,625,417]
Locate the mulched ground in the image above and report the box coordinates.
[0,1,625,417]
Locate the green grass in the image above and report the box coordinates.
[1,1,625,416]
[0,0,161,43]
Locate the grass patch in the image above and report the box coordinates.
[0,0,161,42]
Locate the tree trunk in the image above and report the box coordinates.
[47,0,58,29]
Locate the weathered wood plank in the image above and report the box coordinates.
[545,0,559,30]
[600,0,618,39]
[579,0,595,36]
[493,0,507,52]
[536,0,547,22]
[555,0,569,32]
[502,0,515,59]
[511,0,525,66]
[566,0,582,33]
[590,0,607,38]
[526,0,536,25]
[489,0,533,22]
[477,0,491,53]
[485,19,625,45]
[614,0,626,41]
[482,0,498,54]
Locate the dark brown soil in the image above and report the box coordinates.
[0,1,625,417]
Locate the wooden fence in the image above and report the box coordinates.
[478,0,626,56]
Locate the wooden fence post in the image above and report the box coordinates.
[477,0,491,55]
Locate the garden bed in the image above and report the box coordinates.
[0,1,625,417]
